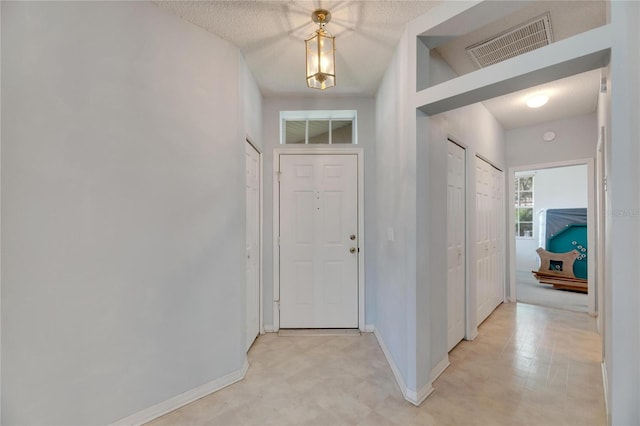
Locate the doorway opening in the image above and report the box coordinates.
[509,160,595,314]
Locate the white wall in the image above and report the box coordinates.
[240,54,263,148]
[506,113,596,274]
[416,14,509,391]
[377,20,507,398]
[506,113,597,167]
[514,165,588,272]
[261,96,376,329]
[428,48,459,87]
[426,101,506,372]
[374,31,414,394]
[607,1,640,423]
[402,1,639,422]
[1,2,259,424]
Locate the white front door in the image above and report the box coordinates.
[279,154,359,328]
[475,156,504,325]
[245,142,260,350]
[447,141,466,351]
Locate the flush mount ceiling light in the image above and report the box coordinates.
[526,94,549,108]
[305,9,336,90]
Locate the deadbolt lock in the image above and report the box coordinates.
[350,234,356,240]
[349,247,357,254]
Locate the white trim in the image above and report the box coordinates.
[0,3,3,419]
[373,330,434,407]
[475,153,504,173]
[111,360,249,426]
[272,301,280,331]
[364,324,375,333]
[601,361,609,421]
[409,383,435,407]
[356,149,365,331]
[247,137,265,335]
[507,173,517,303]
[245,139,264,345]
[279,110,358,145]
[447,138,472,348]
[373,329,408,401]
[465,328,479,341]
[280,110,357,121]
[272,150,280,331]
[429,355,451,382]
[273,147,365,331]
[508,158,596,315]
[260,149,264,334]
[373,329,434,406]
[263,325,275,333]
[586,158,596,315]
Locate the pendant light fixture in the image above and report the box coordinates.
[305,9,336,90]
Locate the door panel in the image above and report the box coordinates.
[279,154,358,328]
[447,141,466,351]
[245,143,260,351]
[476,156,504,326]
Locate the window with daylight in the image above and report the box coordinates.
[280,110,357,145]
[515,175,534,238]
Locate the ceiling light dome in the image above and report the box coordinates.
[526,94,549,108]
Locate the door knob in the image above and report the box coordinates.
[350,234,356,240]
[350,247,357,254]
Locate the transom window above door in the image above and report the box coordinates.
[280,110,357,145]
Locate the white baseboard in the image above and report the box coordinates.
[406,382,435,406]
[373,329,432,406]
[111,359,249,426]
[430,355,450,382]
[364,324,375,333]
[601,361,609,421]
[263,325,275,333]
[466,327,479,341]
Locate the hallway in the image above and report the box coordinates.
[149,303,605,425]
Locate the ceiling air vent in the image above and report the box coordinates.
[466,13,554,68]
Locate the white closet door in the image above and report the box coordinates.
[245,143,261,350]
[475,156,504,325]
[447,141,466,351]
[491,164,505,313]
[279,154,359,328]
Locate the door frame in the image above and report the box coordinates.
[246,137,264,336]
[508,158,596,316]
[273,147,365,331]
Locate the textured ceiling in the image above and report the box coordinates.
[154,0,606,129]
[153,1,442,97]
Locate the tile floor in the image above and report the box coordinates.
[148,303,606,426]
